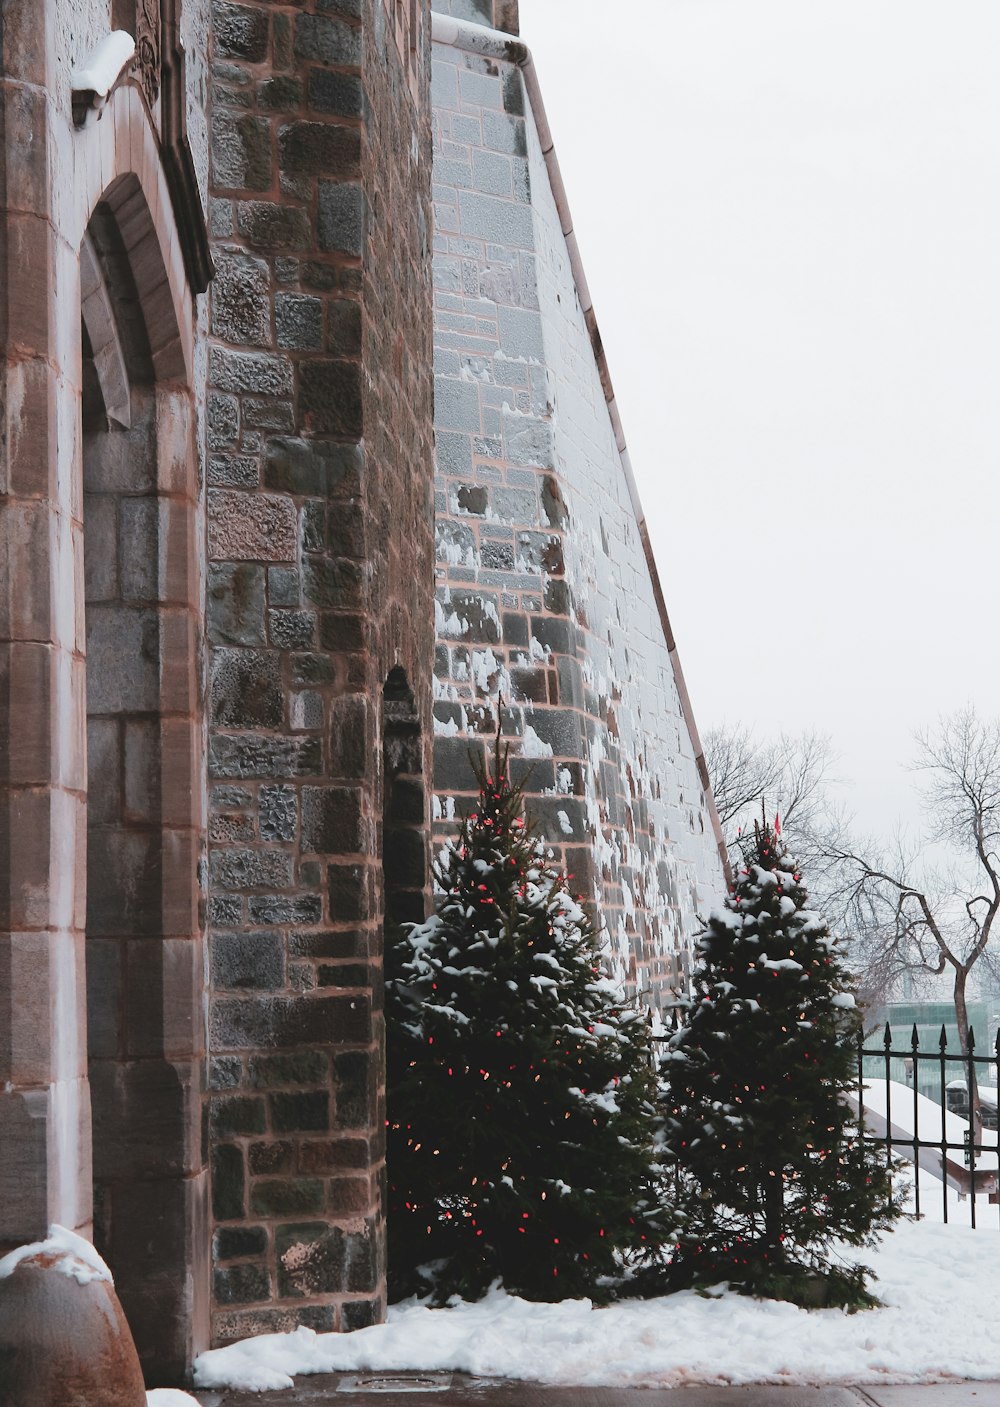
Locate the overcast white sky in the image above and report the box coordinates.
[521,0,1000,840]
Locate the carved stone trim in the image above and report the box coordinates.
[135,0,161,107]
[159,0,214,294]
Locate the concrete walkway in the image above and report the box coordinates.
[194,1372,1000,1407]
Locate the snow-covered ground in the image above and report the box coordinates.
[194,1219,1000,1393]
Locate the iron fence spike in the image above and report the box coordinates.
[969,1025,976,1053]
[883,1021,892,1049]
[939,1023,948,1051]
[911,1022,919,1051]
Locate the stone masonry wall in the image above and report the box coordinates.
[204,0,434,1341]
[429,33,725,1007]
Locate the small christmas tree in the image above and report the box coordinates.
[662,819,901,1307]
[386,732,667,1304]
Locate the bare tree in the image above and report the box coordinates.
[816,708,1000,1070]
[705,725,835,858]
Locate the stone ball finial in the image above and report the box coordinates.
[0,1225,147,1407]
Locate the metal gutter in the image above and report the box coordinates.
[430,11,732,887]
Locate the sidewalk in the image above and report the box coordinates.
[193,1372,1000,1407]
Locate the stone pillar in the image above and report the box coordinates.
[0,0,92,1253]
[205,0,435,1342]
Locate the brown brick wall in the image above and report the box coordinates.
[204,0,434,1341]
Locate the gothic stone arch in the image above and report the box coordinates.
[0,56,207,1387]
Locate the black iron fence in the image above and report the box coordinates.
[856,1023,1000,1229]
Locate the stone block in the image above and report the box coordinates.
[251,1180,324,1218]
[259,785,297,843]
[208,563,267,646]
[247,893,323,925]
[275,293,322,350]
[435,377,481,434]
[288,929,367,960]
[210,733,322,779]
[268,609,315,650]
[316,962,368,989]
[87,828,161,937]
[458,189,532,247]
[212,111,272,191]
[345,1223,377,1293]
[248,1051,328,1087]
[297,1138,370,1173]
[317,182,365,255]
[212,930,285,990]
[332,1049,371,1129]
[258,74,303,110]
[293,13,361,64]
[301,786,365,855]
[530,614,573,656]
[236,200,312,251]
[270,1090,329,1132]
[214,1263,271,1305]
[244,398,295,433]
[210,348,294,397]
[210,895,244,927]
[328,1179,371,1214]
[505,413,554,469]
[327,299,362,357]
[210,848,294,891]
[212,1143,245,1220]
[213,1,270,61]
[490,487,537,523]
[208,490,297,562]
[264,436,363,497]
[497,304,544,362]
[249,1141,294,1175]
[278,122,361,178]
[208,392,241,449]
[209,1095,267,1137]
[480,539,513,570]
[267,567,300,607]
[211,251,271,346]
[341,1299,376,1330]
[328,694,368,780]
[210,993,372,1050]
[274,1222,343,1298]
[85,605,159,714]
[434,736,485,793]
[211,648,283,729]
[83,495,119,601]
[308,68,363,118]
[482,109,527,157]
[214,1224,267,1261]
[89,1058,199,1184]
[298,361,363,436]
[210,1056,244,1090]
[472,148,513,198]
[302,557,363,609]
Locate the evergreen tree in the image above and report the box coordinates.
[386,735,667,1304]
[662,820,901,1307]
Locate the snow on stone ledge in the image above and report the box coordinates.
[71,30,136,98]
[146,1392,201,1406]
[0,1224,113,1288]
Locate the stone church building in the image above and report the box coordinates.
[0,0,726,1388]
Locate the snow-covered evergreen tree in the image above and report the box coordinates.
[662,821,901,1307]
[386,736,667,1303]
